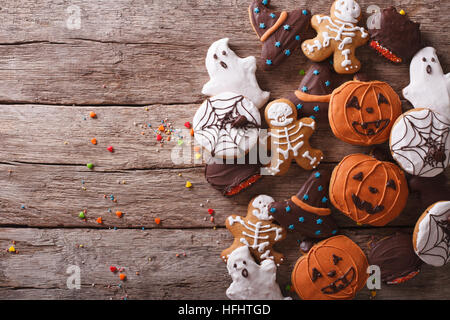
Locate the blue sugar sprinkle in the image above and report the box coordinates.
[297,104,303,110]
[299,217,305,223]
[314,106,320,112]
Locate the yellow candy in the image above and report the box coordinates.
[399,9,406,15]
[185,181,193,188]
[195,153,202,160]
[8,246,15,253]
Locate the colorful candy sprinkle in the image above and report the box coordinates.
[119,274,126,281]
[185,181,193,188]
[89,111,97,118]
[110,266,117,273]
[96,217,103,224]
[86,163,94,169]
[91,138,97,145]
[155,217,161,225]
[115,211,123,218]
[107,146,114,152]
[184,122,191,129]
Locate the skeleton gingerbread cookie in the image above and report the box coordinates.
[226,246,291,300]
[264,99,323,176]
[221,195,286,266]
[202,38,270,109]
[301,0,368,74]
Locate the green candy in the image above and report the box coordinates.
[79,212,85,219]
[86,163,94,169]
[299,69,305,75]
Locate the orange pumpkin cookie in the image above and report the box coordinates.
[329,153,409,226]
[221,195,287,266]
[264,99,323,176]
[328,80,402,146]
[291,235,368,300]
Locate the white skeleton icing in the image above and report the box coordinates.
[303,0,367,72]
[251,195,275,220]
[334,0,361,23]
[266,102,294,127]
[228,215,283,261]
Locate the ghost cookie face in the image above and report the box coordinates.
[402,47,450,116]
[221,195,286,265]
[226,246,290,300]
[291,235,369,300]
[329,80,402,146]
[413,201,450,267]
[202,38,270,109]
[249,0,311,69]
[264,99,324,176]
[390,108,450,177]
[268,169,339,238]
[193,92,261,159]
[301,0,368,74]
[329,154,409,226]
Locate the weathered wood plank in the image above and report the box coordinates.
[0,1,447,105]
[1,163,446,229]
[0,104,375,169]
[0,227,448,300]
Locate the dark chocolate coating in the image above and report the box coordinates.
[408,173,450,209]
[204,162,261,196]
[249,0,310,70]
[268,169,338,238]
[368,233,422,283]
[369,6,423,63]
[285,61,336,120]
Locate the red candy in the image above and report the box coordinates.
[107,146,114,152]
[110,266,117,273]
[207,209,214,215]
[184,122,191,129]
[156,134,163,141]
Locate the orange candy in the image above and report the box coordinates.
[96,217,103,224]
[119,274,126,281]
[91,138,97,145]
[155,217,161,225]
[89,111,97,118]
[158,125,165,132]
[115,211,123,218]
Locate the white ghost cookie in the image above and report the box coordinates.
[202,38,270,109]
[403,47,450,117]
[226,246,291,300]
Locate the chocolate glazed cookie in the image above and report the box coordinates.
[249,0,311,69]
[268,169,338,238]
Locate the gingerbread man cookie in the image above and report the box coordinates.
[221,195,286,266]
[249,0,311,69]
[264,99,323,176]
[301,0,368,74]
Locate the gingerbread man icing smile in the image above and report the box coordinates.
[301,0,368,74]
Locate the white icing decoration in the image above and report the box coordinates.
[251,195,275,220]
[226,246,291,300]
[227,213,283,260]
[415,201,450,267]
[306,7,367,70]
[193,92,261,159]
[390,108,450,177]
[333,0,361,24]
[202,38,270,109]
[266,102,294,127]
[302,150,317,165]
[403,47,450,117]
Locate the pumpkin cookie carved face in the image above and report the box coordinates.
[292,235,368,300]
[329,153,409,226]
[329,80,402,146]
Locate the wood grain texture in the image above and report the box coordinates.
[1,227,449,300]
[0,0,447,105]
[0,0,449,300]
[2,162,444,229]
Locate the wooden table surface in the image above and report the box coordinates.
[0,0,449,300]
